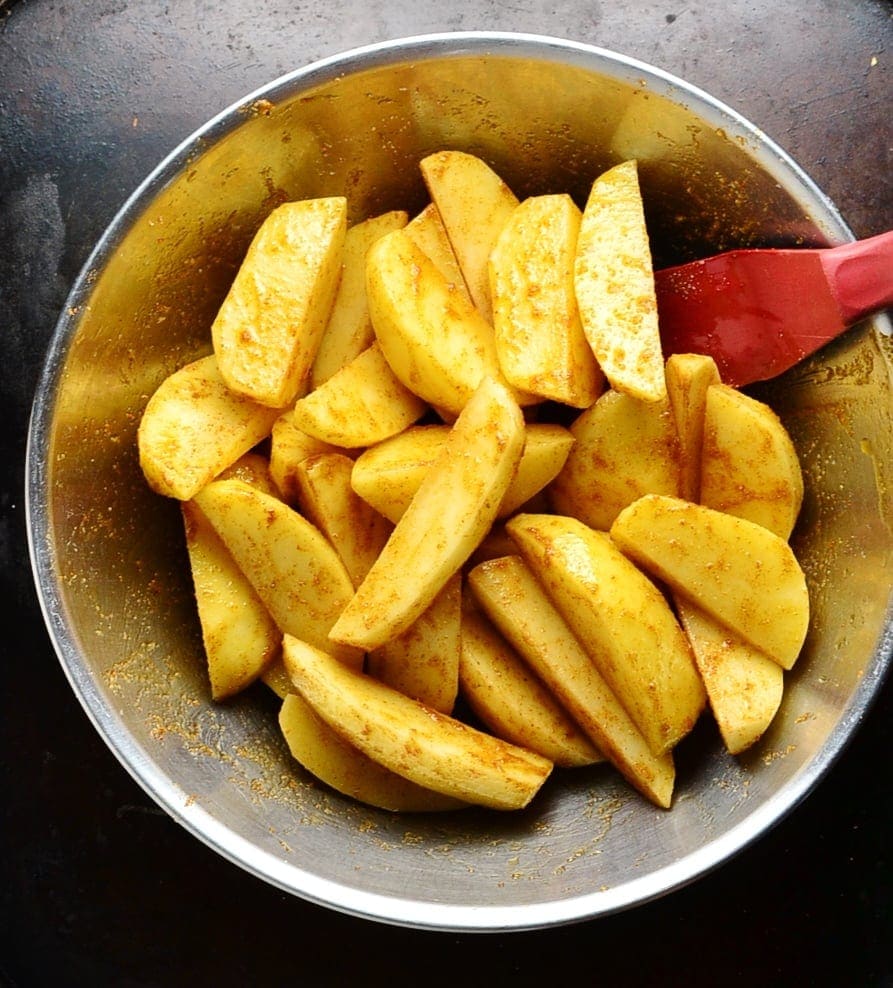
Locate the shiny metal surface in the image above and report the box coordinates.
[26,33,893,931]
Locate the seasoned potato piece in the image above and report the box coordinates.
[282,635,553,811]
[548,389,681,531]
[351,422,574,524]
[268,409,343,504]
[676,598,784,755]
[310,209,408,389]
[137,354,280,502]
[192,478,363,669]
[329,377,525,651]
[611,494,809,669]
[366,574,461,714]
[469,554,675,807]
[459,605,603,768]
[490,193,604,408]
[665,353,721,503]
[212,197,347,407]
[574,160,665,402]
[279,693,466,812]
[403,202,472,303]
[507,513,705,755]
[419,150,519,322]
[700,383,804,539]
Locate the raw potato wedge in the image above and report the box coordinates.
[294,452,393,588]
[676,597,784,755]
[218,450,280,497]
[366,573,461,713]
[574,159,666,403]
[548,389,681,531]
[351,422,574,524]
[469,555,675,807]
[419,149,519,322]
[279,693,467,812]
[268,410,343,504]
[291,342,428,448]
[403,202,472,304]
[665,353,721,503]
[212,197,347,407]
[310,209,409,389]
[489,193,604,408]
[138,354,280,501]
[459,605,603,768]
[611,494,809,670]
[192,478,363,669]
[282,635,553,810]
[507,513,705,755]
[329,377,525,651]
[366,227,510,417]
[700,383,804,540]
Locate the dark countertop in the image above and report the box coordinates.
[1,1,890,984]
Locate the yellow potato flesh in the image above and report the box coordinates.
[212,197,347,407]
[279,693,467,813]
[700,383,804,540]
[137,354,280,502]
[192,478,363,669]
[329,377,525,651]
[468,555,675,808]
[507,513,705,755]
[282,635,553,811]
[403,202,472,304]
[611,494,809,669]
[268,410,343,504]
[574,160,666,403]
[665,353,721,503]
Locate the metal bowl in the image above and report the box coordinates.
[26,32,893,931]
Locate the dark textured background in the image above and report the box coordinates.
[1,1,891,985]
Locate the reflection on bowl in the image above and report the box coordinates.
[26,32,893,931]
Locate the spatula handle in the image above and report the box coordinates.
[821,230,893,325]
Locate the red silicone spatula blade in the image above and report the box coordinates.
[654,231,893,387]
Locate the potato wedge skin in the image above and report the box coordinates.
[459,606,603,768]
[611,494,809,669]
[548,389,681,531]
[138,354,280,502]
[574,160,665,403]
[330,376,525,651]
[468,555,675,807]
[506,512,705,755]
[665,353,721,503]
[192,478,363,668]
[282,635,553,811]
[700,384,804,539]
[279,692,466,813]
[490,193,604,408]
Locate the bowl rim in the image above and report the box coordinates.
[25,30,893,932]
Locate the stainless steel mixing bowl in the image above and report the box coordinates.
[26,32,893,931]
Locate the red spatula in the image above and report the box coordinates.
[654,230,893,387]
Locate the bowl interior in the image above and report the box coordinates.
[27,34,893,930]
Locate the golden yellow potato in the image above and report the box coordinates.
[291,342,428,448]
[137,354,280,502]
[507,512,705,755]
[700,383,804,540]
[282,635,553,811]
[310,209,408,389]
[665,353,720,503]
[489,193,604,408]
[217,450,280,496]
[468,554,675,808]
[611,494,809,669]
[419,149,519,322]
[548,389,681,531]
[403,202,472,304]
[676,598,784,755]
[329,377,525,651]
[459,605,603,768]
[279,693,467,812]
[212,197,347,407]
[351,422,574,524]
[366,573,461,714]
[574,160,666,402]
[192,478,363,669]
[268,409,343,504]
